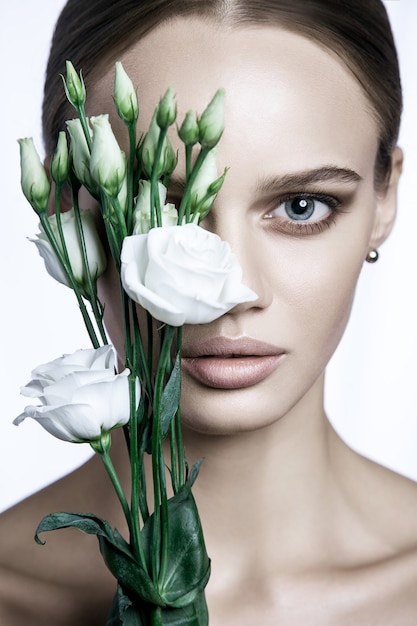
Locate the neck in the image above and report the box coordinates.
[110,374,357,578]
[181,375,352,574]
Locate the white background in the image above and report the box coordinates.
[0,1,415,512]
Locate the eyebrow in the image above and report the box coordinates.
[254,166,362,194]
[167,166,362,195]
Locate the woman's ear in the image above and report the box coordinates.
[368,146,403,249]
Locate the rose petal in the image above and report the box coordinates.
[16,403,100,442]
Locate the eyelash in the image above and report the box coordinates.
[264,192,343,236]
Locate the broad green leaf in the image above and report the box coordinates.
[142,485,211,608]
[107,585,147,625]
[108,591,209,626]
[35,511,116,545]
[35,511,163,606]
[159,592,209,625]
[99,536,164,606]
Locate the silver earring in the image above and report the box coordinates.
[366,249,379,263]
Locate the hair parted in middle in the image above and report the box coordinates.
[43,0,401,189]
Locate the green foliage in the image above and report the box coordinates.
[35,476,209,624]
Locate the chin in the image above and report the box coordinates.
[179,360,327,437]
[180,379,289,436]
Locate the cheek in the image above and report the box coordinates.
[178,239,367,436]
[273,225,370,367]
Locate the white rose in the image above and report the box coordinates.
[30,208,107,288]
[120,223,258,326]
[14,346,138,443]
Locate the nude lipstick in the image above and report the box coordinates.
[182,337,285,390]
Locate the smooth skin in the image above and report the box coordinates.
[2,19,417,625]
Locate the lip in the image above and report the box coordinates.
[182,337,286,389]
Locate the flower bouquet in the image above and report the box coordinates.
[16,61,256,625]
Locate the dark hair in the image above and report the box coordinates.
[43,0,402,189]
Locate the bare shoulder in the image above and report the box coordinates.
[341,450,417,623]
[0,452,126,625]
[353,450,417,550]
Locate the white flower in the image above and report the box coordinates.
[189,148,219,215]
[30,208,107,288]
[90,114,126,197]
[178,110,199,146]
[14,346,137,443]
[66,118,95,191]
[63,60,86,109]
[133,180,178,234]
[156,87,176,129]
[50,131,70,185]
[198,88,225,149]
[18,137,51,214]
[114,61,139,124]
[117,175,128,214]
[120,224,258,326]
[140,111,177,179]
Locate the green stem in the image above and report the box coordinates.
[39,213,100,348]
[174,408,185,489]
[108,195,128,240]
[72,192,108,345]
[169,419,179,494]
[119,289,143,563]
[76,103,93,151]
[93,439,132,536]
[126,122,137,234]
[125,296,151,548]
[175,328,185,488]
[185,144,193,180]
[150,126,168,228]
[150,606,163,626]
[138,432,150,523]
[100,193,123,267]
[178,147,209,223]
[128,374,147,570]
[131,301,152,399]
[146,311,154,391]
[121,287,134,371]
[152,326,176,587]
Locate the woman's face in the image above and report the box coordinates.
[89,19,399,435]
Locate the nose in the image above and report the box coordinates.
[201,209,273,313]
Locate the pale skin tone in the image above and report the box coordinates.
[1,17,417,625]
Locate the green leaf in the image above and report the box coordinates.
[188,459,204,487]
[160,355,181,438]
[35,512,164,606]
[107,589,209,626]
[99,536,164,606]
[107,586,132,625]
[35,511,115,545]
[142,485,211,608]
[143,355,181,454]
[107,585,147,625]
[160,593,209,625]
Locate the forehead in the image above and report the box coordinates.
[89,18,378,178]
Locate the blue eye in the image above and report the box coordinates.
[272,195,331,223]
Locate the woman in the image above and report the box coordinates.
[1,0,417,623]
